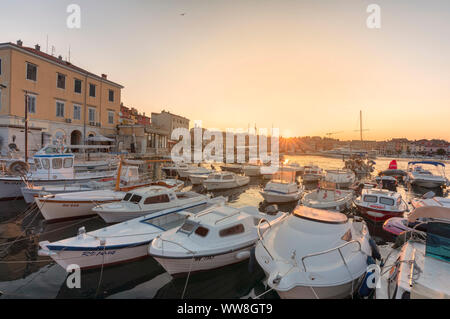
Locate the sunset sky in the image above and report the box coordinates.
[2,0,450,141]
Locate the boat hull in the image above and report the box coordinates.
[355,204,405,223]
[409,179,446,188]
[151,244,254,276]
[203,177,249,191]
[275,276,364,299]
[36,197,121,222]
[38,241,150,270]
[260,191,302,203]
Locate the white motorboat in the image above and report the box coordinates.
[377,208,450,299]
[35,179,184,222]
[188,174,209,185]
[255,206,373,299]
[161,162,191,177]
[354,188,408,223]
[149,204,287,276]
[302,181,353,212]
[406,161,448,188]
[0,145,115,200]
[20,165,140,204]
[324,169,356,189]
[202,172,250,191]
[93,187,211,223]
[411,194,450,209]
[260,181,304,203]
[302,164,324,183]
[178,166,214,179]
[38,197,227,269]
[260,171,304,203]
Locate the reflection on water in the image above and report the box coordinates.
[0,155,448,298]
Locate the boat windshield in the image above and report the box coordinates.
[379,197,395,206]
[129,194,142,204]
[123,193,132,201]
[177,220,199,235]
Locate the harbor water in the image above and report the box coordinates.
[0,155,448,299]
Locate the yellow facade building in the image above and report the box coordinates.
[0,40,123,156]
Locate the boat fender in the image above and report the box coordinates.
[358,256,377,297]
[248,247,256,273]
[236,250,250,260]
[369,238,381,260]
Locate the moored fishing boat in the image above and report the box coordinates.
[354,188,408,223]
[93,187,211,223]
[255,206,374,299]
[202,172,250,191]
[260,170,304,203]
[149,204,287,276]
[324,169,355,189]
[38,197,227,269]
[302,164,324,183]
[302,181,353,212]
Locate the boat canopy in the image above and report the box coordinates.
[408,161,445,167]
[407,206,450,222]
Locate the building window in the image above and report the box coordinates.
[27,95,36,113]
[89,84,96,97]
[57,73,66,89]
[74,79,82,94]
[56,101,65,117]
[73,105,81,120]
[26,63,37,81]
[108,90,114,102]
[108,111,114,124]
[88,108,96,123]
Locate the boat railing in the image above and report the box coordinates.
[257,218,274,260]
[215,211,241,224]
[300,240,362,272]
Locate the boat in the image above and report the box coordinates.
[20,165,140,204]
[377,208,450,299]
[324,169,356,189]
[411,192,450,210]
[260,170,304,203]
[161,162,191,177]
[38,197,227,269]
[255,206,373,299]
[178,166,214,179]
[35,179,184,222]
[354,188,408,223]
[202,172,250,191]
[149,204,287,276]
[405,161,448,189]
[219,164,243,174]
[383,205,450,236]
[93,187,211,223]
[302,164,324,183]
[302,181,353,212]
[0,145,115,200]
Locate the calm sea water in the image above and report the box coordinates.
[0,156,448,299]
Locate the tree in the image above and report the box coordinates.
[436,148,446,156]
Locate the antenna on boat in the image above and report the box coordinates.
[115,155,124,191]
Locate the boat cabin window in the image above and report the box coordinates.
[219,224,245,237]
[379,197,395,206]
[34,158,42,169]
[144,194,170,205]
[208,175,220,180]
[178,220,199,235]
[63,158,73,168]
[194,226,209,237]
[42,158,50,169]
[363,195,378,203]
[223,175,233,180]
[52,158,62,169]
[123,193,132,201]
[129,194,142,204]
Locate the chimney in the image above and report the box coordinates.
[101,74,107,79]
[35,44,40,51]
[17,40,23,46]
